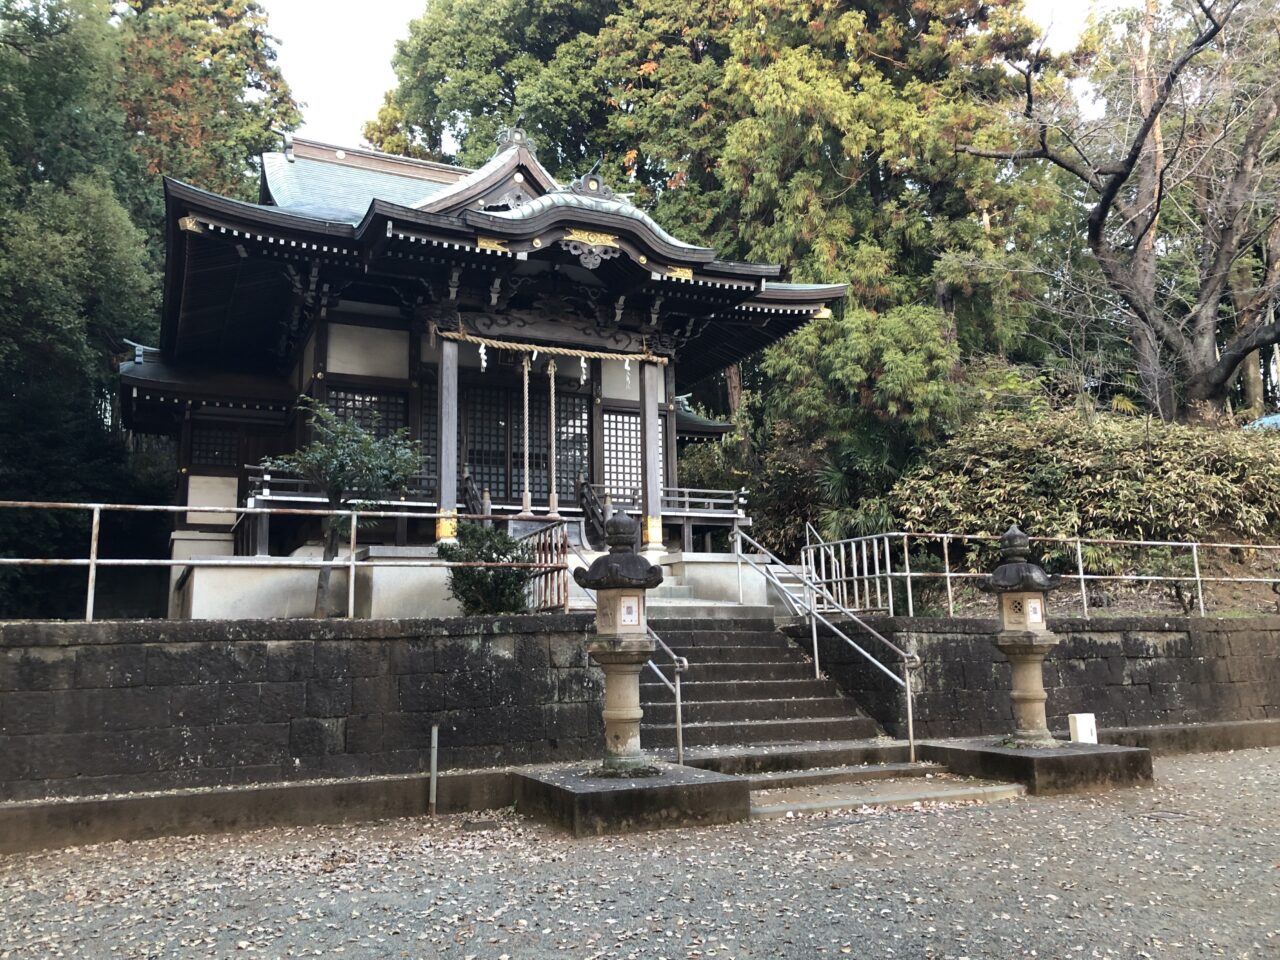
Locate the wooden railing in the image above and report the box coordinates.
[244,465,439,503]
[517,521,571,612]
[661,486,747,517]
[586,485,746,518]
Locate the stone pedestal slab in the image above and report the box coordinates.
[513,761,749,836]
[920,739,1153,795]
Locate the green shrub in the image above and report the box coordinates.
[438,523,534,616]
[890,412,1280,575]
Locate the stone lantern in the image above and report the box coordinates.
[979,525,1062,744]
[573,510,663,773]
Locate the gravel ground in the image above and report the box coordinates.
[2,749,1277,960]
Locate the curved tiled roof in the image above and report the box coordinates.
[262,153,451,223]
[483,190,713,254]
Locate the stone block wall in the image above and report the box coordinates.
[802,616,1280,738]
[0,615,602,802]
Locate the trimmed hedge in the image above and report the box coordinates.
[891,413,1280,573]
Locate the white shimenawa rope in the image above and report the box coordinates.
[434,325,669,365]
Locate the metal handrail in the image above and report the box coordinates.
[734,527,919,761]
[568,542,687,765]
[801,529,1280,618]
[0,499,568,622]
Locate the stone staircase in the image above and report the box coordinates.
[641,615,881,748]
[638,608,1025,816]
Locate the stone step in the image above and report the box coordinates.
[640,678,841,701]
[649,584,696,599]
[749,778,1025,819]
[648,602,777,621]
[675,661,819,683]
[649,618,778,633]
[644,716,880,748]
[642,697,862,725]
[671,739,909,775]
[663,644,809,664]
[742,762,944,791]
[651,629,791,648]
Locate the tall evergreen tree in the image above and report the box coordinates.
[0,0,299,614]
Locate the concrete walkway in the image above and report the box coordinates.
[2,749,1276,959]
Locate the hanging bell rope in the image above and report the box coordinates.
[433,324,669,365]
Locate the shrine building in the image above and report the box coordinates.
[119,130,846,617]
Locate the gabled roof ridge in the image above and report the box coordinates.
[413,128,558,214]
[290,137,470,181]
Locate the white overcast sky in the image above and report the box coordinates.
[259,0,1134,148]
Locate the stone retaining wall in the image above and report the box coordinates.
[0,615,601,802]
[800,616,1280,738]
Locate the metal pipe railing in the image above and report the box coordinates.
[734,528,919,761]
[799,528,1280,619]
[0,500,569,621]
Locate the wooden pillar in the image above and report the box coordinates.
[546,359,560,519]
[590,359,604,495]
[640,361,664,551]
[404,324,421,547]
[516,354,533,518]
[436,339,459,541]
[664,364,679,489]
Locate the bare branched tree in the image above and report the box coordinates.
[966,0,1280,422]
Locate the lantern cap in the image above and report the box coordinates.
[574,511,664,591]
[979,525,1061,594]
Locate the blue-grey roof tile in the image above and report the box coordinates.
[262,153,454,223]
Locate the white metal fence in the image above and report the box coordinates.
[801,527,1280,619]
[0,500,570,621]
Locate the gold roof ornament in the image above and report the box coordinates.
[563,228,619,248]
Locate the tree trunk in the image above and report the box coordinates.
[1242,350,1264,417]
[313,516,341,618]
[725,363,742,415]
[1183,374,1231,426]
[1133,321,1176,421]
[1128,0,1171,420]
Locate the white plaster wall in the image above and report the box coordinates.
[186,475,238,526]
[355,566,461,618]
[601,358,639,401]
[327,324,409,380]
[168,531,233,618]
[183,566,351,619]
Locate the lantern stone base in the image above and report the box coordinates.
[586,639,656,773]
[993,632,1060,745]
[513,761,749,836]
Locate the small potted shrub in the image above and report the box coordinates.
[438,522,534,616]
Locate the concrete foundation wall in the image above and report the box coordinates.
[803,616,1280,739]
[0,615,602,802]
[662,553,773,607]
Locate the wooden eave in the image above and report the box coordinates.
[160,172,847,387]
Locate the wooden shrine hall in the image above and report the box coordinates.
[119,129,846,617]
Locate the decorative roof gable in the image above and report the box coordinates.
[414,128,559,215]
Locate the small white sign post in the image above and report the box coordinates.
[1069,713,1098,744]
